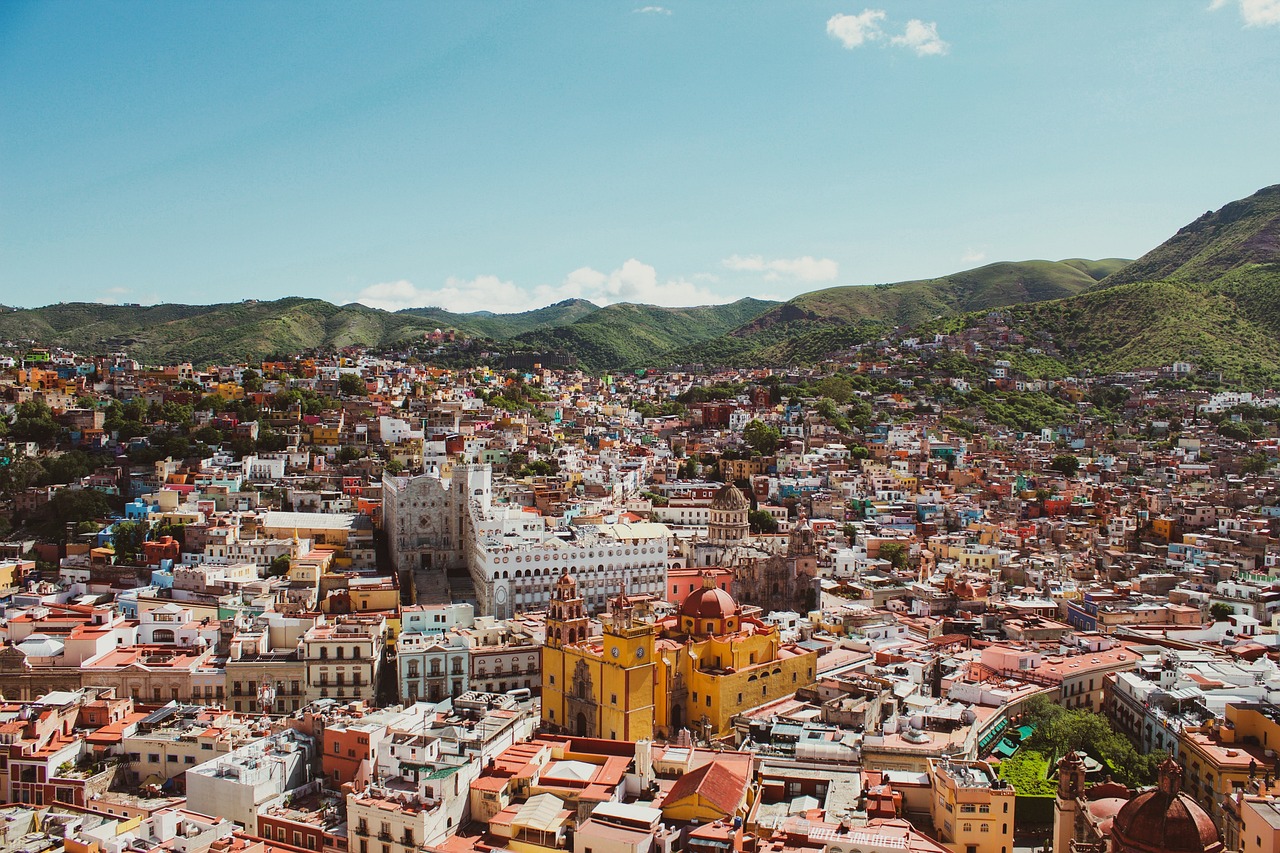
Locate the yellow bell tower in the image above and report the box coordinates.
[598,584,656,741]
[541,575,656,741]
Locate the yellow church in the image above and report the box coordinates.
[541,571,817,740]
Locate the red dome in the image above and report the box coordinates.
[680,585,739,621]
[1111,760,1222,853]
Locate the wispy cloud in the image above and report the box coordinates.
[722,254,839,282]
[827,9,948,56]
[633,5,672,15]
[352,260,722,313]
[826,10,886,48]
[1210,0,1280,26]
[891,19,949,55]
[961,249,987,265]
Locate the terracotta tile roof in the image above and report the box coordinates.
[660,759,747,815]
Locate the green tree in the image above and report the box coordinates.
[193,425,224,446]
[384,459,405,476]
[1023,698,1163,788]
[240,369,264,392]
[112,520,147,562]
[815,376,854,404]
[228,434,256,458]
[10,400,61,443]
[337,445,364,463]
[0,457,46,498]
[1049,454,1081,477]
[338,373,368,397]
[879,542,909,570]
[268,554,292,578]
[1241,453,1271,475]
[30,489,113,542]
[1219,421,1253,441]
[257,429,289,452]
[748,509,778,534]
[40,450,97,485]
[1210,602,1234,622]
[742,419,781,455]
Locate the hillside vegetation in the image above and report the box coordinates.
[653,259,1126,369]
[395,299,599,339]
[8,183,1278,376]
[1096,184,1280,288]
[513,298,778,372]
[958,184,1280,383]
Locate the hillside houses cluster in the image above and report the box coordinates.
[0,343,1278,853]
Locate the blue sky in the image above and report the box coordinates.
[2,1,1278,312]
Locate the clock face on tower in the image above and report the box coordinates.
[610,646,620,659]
[636,647,645,659]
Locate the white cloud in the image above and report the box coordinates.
[891,19,949,55]
[353,260,723,314]
[722,254,840,282]
[961,249,987,264]
[826,9,886,48]
[1210,0,1280,26]
[633,5,672,14]
[106,286,130,294]
[543,259,719,306]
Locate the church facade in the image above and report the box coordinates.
[541,571,818,740]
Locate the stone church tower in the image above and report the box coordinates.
[1054,751,1087,853]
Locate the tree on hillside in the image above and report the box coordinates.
[1210,602,1234,622]
[30,489,113,542]
[1049,454,1081,477]
[0,457,45,498]
[816,376,854,404]
[1242,453,1271,475]
[879,542,909,570]
[10,400,61,443]
[338,373,368,397]
[1021,694,1163,788]
[112,520,147,562]
[742,419,781,455]
[748,509,778,534]
[268,554,292,578]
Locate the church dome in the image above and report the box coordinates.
[710,483,749,512]
[1111,759,1222,853]
[680,578,739,621]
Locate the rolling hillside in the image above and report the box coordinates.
[512,298,779,371]
[8,183,1277,375]
[653,259,1128,369]
[960,184,1280,382]
[1096,184,1280,288]
[0,298,602,366]
[395,298,599,339]
[0,296,774,369]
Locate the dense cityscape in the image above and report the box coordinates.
[5,4,1279,853]
[0,330,1277,853]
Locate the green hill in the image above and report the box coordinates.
[0,298,600,366]
[512,298,778,371]
[957,185,1280,383]
[654,259,1126,369]
[0,295,774,370]
[1096,184,1280,287]
[395,298,599,339]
